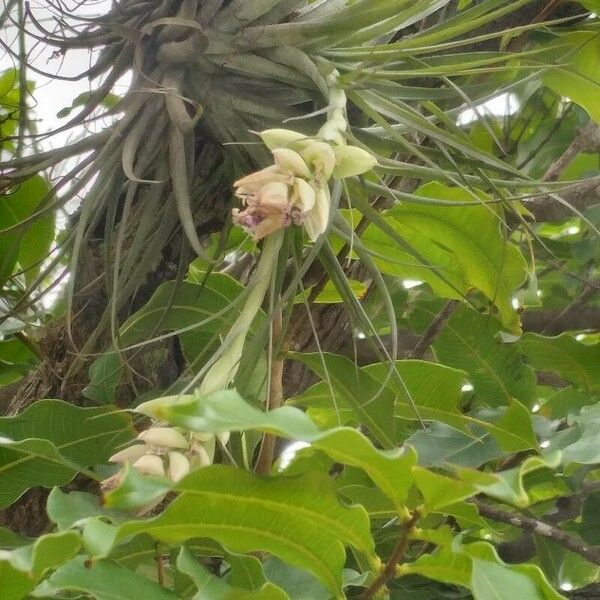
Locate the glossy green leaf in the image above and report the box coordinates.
[543,33,600,124]
[550,403,600,465]
[0,531,81,600]
[413,467,477,511]
[417,303,536,406]
[47,489,123,530]
[0,176,53,283]
[177,546,290,599]
[579,491,600,545]
[365,182,526,329]
[135,389,416,509]
[461,454,562,508]
[406,422,505,468]
[117,466,374,598]
[286,352,396,448]
[468,542,565,600]
[0,400,134,507]
[84,273,248,403]
[520,334,600,392]
[32,557,178,599]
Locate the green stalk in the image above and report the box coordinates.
[199,230,284,394]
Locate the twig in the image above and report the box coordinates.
[360,511,420,600]
[16,0,27,158]
[541,283,598,335]
[155,543,165,587]
[254,306,285,475]
[543,122,600,183]
[406,300,459,359]
[473,499,600,565]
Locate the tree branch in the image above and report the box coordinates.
[543,122,600,183]
[406,300,459,359]
[360,511,420,600]
[472,499,600,565]
[524,121,600,221]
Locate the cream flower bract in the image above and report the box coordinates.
[232,129,377,242]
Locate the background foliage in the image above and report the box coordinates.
[1,0,600,598]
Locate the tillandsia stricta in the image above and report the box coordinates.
[104,127,377,494]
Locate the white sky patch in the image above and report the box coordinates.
[532,403,540,413]
[461,382,474,393]
[0,0,126,152]
[512,297,521,310]
[540,440,550,449]
[402,279,423,290]
[560,583,574,592]
[566,226,580,235]
[457,92,520,126]
[278,441,310,470]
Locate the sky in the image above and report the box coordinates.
[0,0,130,151]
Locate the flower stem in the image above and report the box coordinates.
[200,230,284,394]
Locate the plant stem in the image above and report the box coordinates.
[200,230,284,394]
[360,511,419,600]
[406,300,458,359]
[254,305,285,475]
[473,499,600,565]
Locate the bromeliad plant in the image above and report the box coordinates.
[3,1,600,599]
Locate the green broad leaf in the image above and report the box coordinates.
[471,558,560,600]
[290,359,469,435]
[47,489,123,530]
[406,422,505,468]
[338,485,396,519]
[111,534,177,572]
[225,552,274,590]
[365,182,526,329]
[492,398,538,453]
[0,561,32,600]
[542,32,600,124]
[461,454,562,508]
[32,557,178,599]
[292,353,536,451]
[3,531,81,580]
[82,517,121,559]
[412,467,477,511]
[262,557,332,600]
[286,352,396,448]
[416,303,536,407]
[467,542,565,600]
[579,490,600,545]
[84,274,249,403]
[404,545,472,587]
[0,531,81,600]
[558,550,600,591]
[542,387,597,420]
[407,540,564,599]
[0,338,38,387]
[549,404,600,465]
[116,466,374,598]
[177,546,290,600]
[135,389,416,508]
[0,176,53,283]
[520,333,600,392]
[0,527,29,549]
[0,399,135,507]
